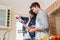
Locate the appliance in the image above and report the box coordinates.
[0,8,11,29]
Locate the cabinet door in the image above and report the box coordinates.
[0,9,7,27]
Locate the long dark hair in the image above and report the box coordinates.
[29,10,37,18]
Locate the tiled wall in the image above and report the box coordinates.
[45,0,60,35]
[49,14,57,35]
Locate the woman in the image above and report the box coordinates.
[16,10,37,40]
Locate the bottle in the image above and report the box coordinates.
[42,36,47,40]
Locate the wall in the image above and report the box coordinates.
[49,14,57,35]
[56,12,60,35]
[0,0,56,16]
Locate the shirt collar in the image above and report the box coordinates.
[38,9,43,14]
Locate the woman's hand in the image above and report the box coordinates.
[15,15,25,23]
[29,29,35,32]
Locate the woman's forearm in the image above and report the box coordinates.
[25,26,31,30]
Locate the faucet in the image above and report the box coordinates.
[3,31,9,40]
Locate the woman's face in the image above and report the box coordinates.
[28,13,33,18]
